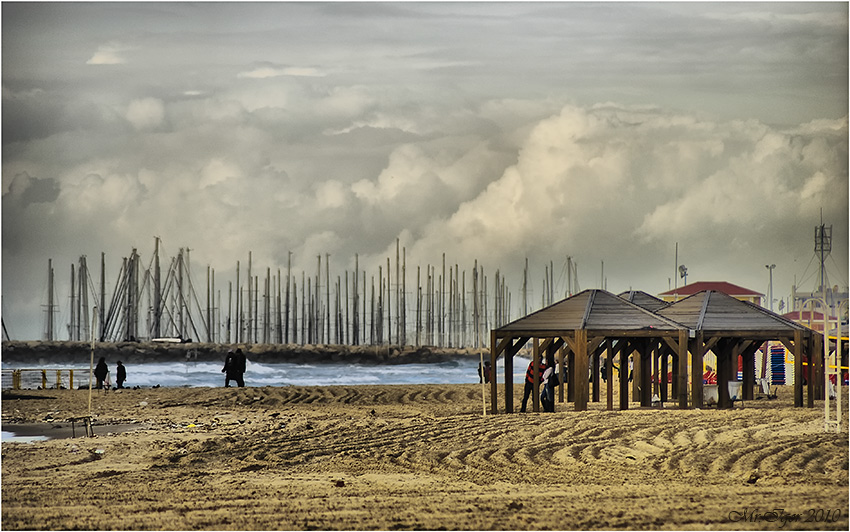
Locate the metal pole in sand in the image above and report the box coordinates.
[88,307,98,418]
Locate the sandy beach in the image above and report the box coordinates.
[2,383,848,530]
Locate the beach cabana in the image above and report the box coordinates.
[656,290,816,408]
[489,289,688,413]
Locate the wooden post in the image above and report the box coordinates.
[691,331,704,409]
[640,341,652,407]
[632,348,641,401]
[807,332,815,408]
[717,340,730,409]
[813,333,823,401]
[652,342,659,399]
[490,330,498,414]
[671,347,679,398]
[505,339,514,414]
[606,339,613,411]
[660,347,668,403]
[574,330,588,411]
[619,341,630,410]
[678,330,689,409]
[532,338,540,412]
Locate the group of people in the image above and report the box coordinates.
[520,357,560,413]
[93,357,126,389]
[91,349,247,390]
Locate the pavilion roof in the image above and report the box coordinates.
[495,289,684,336]
[656,290,809,334]
[618,290,670,312]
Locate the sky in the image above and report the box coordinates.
[2,1,848,342]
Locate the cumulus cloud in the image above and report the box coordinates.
[238,65,326,78]
[86,42,129,65]
[126,98,165,130]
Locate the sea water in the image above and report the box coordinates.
[2,357,532,389]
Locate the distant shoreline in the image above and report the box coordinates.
[1,340,489,366]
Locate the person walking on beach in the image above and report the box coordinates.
[94,357,109,389]
[116,361,126,389]
[520,357,547,412]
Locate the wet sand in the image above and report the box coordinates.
[2,384,848,530]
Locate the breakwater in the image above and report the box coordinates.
[1,341,488,366]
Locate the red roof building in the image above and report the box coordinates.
[781,310,837,332]
[658,281,763,305]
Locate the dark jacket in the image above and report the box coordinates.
[94,360,108,381]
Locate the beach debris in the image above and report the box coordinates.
[138,401,148,407]
[87,448,105,460]
[334,479,345,488]
[507,501,523,511]
[68,444,79,453]
[746,470,761,484]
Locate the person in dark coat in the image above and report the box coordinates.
[223,349,247,387]
[116,361,126,389]
[233,348,246,387]
[94,357,109,389]
[222,350,236,387]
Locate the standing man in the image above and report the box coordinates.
[116,361,126,389]
[233,348,247,387]
[222,350,236,387]
[94,357,109,389]
[520,357,547,412]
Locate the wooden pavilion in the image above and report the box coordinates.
[656,290,818,408]
[488,289,689,413]
[488,289,818,413]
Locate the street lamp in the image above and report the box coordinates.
[765,264,776,311]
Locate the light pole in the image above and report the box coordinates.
[765,264,776,311]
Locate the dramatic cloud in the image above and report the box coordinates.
[85,42,129,65]
[2,2,847,340]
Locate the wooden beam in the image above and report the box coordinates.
[678,329,689,409]
[574,329,588,411]
[606,338,614,411]
[741,340,759,401]
[794,329,803,407]
[619,339,630,410]
[532,338,540,413]
[690,331,705,409]
[505,343,514,414]
[490,330,498,414]
[640,340,652,406]
[807,332,815,408]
